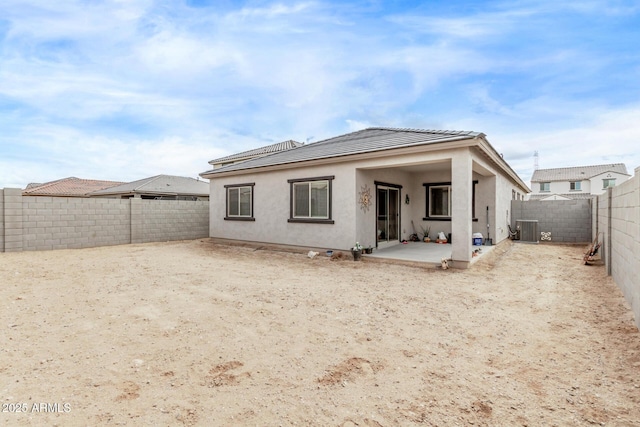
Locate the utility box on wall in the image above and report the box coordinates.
[516,220,539,243]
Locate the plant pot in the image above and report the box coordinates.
[364,248,373,254]
[424,238,431,243]
[352,249,362,261]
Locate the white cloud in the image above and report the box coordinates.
[0,125,234,188]
[389,13,513,39]
[345,119,370,132]
[232,2,316,19]
[1,0,638,190]
[476,105,640,184]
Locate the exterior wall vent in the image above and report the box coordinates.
[516,220,539,243]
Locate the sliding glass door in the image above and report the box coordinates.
[377,185,400,247]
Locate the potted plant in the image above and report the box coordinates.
[352,242,363,261]
[364,245,373,254]
[420,225,431,243]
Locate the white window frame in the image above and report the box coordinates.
[570,181,581,191]
[603,178,616,189]
[225,184,254,220]
[540,182,550,192]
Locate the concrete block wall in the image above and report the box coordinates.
[0,189,210,252]
[511,199,592,243]
[21,196,131,251]
[139,200,209,243]
[595,167,640,329]
[0,189,4,251]
[3,189,24,252]
[594,190,611,270]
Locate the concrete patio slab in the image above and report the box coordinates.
[364,241,494,267]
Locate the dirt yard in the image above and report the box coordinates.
[1,239,639,426]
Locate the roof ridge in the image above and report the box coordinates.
[23,176,75,192]
[209,139,303,164]
[535,162,626,172]
[133,175,162,191]
[309,127,480,146]
[367,127,479,135]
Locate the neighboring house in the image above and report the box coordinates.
[90,175,209,200]
[208,140,303,169]
[529,163,630,201]
[22,177,125,197]
[200,127,530,268]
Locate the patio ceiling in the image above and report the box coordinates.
[359,158,495,177]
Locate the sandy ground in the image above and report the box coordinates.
[1,239,639,426]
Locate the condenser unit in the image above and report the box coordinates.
[516,220,539,243]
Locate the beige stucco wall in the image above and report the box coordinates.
[355,168,413,248]
[495,173,519,243]
[467,153,519,245]
[208,144,527,267]
[590,171,631,196]
[209,163,357,250]
[530,171,630,197]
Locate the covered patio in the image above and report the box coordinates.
[363,241,495,267]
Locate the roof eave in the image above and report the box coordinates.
[474,136,531,193]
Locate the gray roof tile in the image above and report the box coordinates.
[90,175,209,196]
[201,127,483,176]
[209,140,303,165]
[531,163,629,182]
[529,193,595,200]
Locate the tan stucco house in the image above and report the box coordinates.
[200,127,530,268]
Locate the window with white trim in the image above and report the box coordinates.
[603,178,616,189]
[288,176,334,224]
[570,181,581,191]
[225,183,254,220]
[540,182,550,192]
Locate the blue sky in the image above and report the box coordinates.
[1,0,639,188]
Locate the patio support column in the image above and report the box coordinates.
[451,149,473,268]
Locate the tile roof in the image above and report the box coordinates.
[531,163,629,182]
[201,127,483,176]
[208,140,304,165]
[529,193,595,201]
[90,174,209,196]
[22,177,125,197]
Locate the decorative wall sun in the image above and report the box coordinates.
[359,184,372,212]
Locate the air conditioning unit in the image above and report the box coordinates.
[516,220,539,243]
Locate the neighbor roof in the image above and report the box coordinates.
[529,193,596,201]
[201,127,483,176]
[90,174,209,196]
[208,140,304,165]
[531,163,629,182]
[22,177,125,197]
